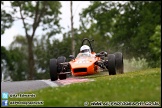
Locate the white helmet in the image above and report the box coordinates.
[80,45,91,53]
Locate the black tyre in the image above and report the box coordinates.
[114,52,124,74]
[50,59,58,81]
[107,54,116,75]
[57,56,67,80]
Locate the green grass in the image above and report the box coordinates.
[8,68,161,107]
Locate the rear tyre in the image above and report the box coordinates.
[50,59,58,81]
[107,54,116,75]
[57,56,67,80]
[114,52,124,74]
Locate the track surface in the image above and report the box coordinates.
[1,78,94,94]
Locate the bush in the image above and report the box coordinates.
[124,57,149,72]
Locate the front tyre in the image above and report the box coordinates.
[107,54,116,75]
[50,59,58,81]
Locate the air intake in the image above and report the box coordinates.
[74,68,87,73]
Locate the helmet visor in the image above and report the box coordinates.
[81,49,90,53]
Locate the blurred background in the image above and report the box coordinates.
[1,1,161,81]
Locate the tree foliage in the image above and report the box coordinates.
[2,35,28,81]
[149,25,161,67]
[1,1,13,35]
[1,45,25,81]
[80,1,161,67]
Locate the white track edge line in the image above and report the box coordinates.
[41,80,58,87]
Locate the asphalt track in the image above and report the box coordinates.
[1,78,94,94]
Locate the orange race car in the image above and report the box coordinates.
[49,38,124,81]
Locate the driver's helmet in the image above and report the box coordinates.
[80,45,91,53]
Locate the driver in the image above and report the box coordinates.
[76,45,97,58]
[80,45,91,53]
[79,45,92,57]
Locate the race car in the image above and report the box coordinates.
[49,38,124,81]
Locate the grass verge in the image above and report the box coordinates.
[7,68,161,107]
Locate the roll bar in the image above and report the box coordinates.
[81,38,94,52]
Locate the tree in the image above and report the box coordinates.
[112,1,161,62]
[1,44,24,81]
[1,46,10,81]
[10,1,62,80]
[1,35,30,81]
[80,1,119,38]
[8,35,28,81]
[80,1,161,67]
[149,25,161,67]
[1,1,13,35]
[70,1,75,56]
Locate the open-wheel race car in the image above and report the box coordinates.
[49,38,124,81]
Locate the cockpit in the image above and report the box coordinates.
[76,53,91,58]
